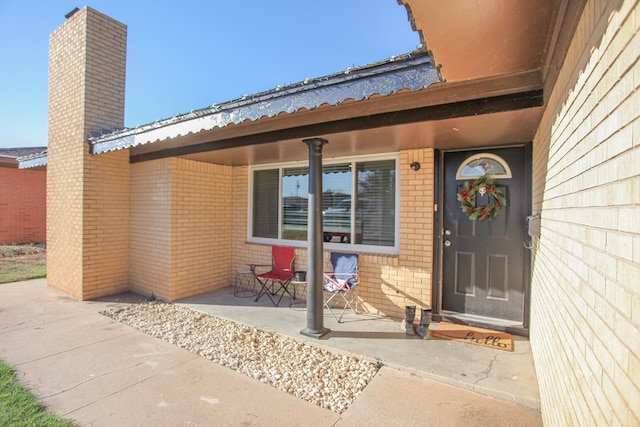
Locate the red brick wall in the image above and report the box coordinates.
[0,166,46,244]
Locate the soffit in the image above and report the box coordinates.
[400,0,556,82]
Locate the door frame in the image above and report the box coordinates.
[433,143,533,337]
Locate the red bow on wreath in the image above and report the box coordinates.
[457,175,507,221]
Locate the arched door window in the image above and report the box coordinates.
[455,153,512,180]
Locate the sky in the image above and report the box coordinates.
[0,0,420,148]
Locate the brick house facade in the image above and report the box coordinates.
[41,2,639,425]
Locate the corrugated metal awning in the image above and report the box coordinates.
[17,151,48,169]
[89,50,440,155]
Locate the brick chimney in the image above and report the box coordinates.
[47,7,130,299]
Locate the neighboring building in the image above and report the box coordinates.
[33,2,638,425]
[0,148,46,244]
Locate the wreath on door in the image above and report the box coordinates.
[457,175,507,221]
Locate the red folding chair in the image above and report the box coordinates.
[253,246,295,307]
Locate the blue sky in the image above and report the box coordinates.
[0,1,420,148]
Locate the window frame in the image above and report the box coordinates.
[248,153,400,255]
[455,152,513,180]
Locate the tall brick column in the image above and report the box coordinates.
[47,7,130,299]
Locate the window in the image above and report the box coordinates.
[455,153,512,179]
[250,155,398,253]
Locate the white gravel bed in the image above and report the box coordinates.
[101,302,379,413]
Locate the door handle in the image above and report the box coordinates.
[444,240,451,247]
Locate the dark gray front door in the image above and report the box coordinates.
[441,146,530,325]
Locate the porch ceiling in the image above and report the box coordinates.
[107,0,561,166]
[172,107,544,165]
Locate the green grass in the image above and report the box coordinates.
[0,361,74,427]
[0,244,46,284]
[0,262,46,284]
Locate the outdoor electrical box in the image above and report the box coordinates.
[527,214,540,237]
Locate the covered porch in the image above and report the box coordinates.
[41,2,561,334]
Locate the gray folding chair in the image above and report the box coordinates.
[323,252,359,322]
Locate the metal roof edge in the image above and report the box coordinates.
[90,50,440,155]
[0,155,19,168]
[18,151,48,169]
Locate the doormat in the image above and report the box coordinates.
[432,322,513,352]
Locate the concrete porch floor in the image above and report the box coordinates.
[175,285,541,409]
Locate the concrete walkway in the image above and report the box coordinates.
[0,279,542,426]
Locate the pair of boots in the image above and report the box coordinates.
[402,305,431,339]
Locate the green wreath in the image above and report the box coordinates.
[456,175,507,221]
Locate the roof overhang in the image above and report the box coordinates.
[0,155,19,168]
[22,0,583,169]
[17,153,48,169]
[123,67,544,165]
[399,0,557,83]
[89,52,441,156]
[1,147,48,170]
[89,49,547,166]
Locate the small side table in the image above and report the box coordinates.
[234,269,257,298]
[289,281,307,309]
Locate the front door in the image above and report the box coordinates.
[439,146,531,333]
